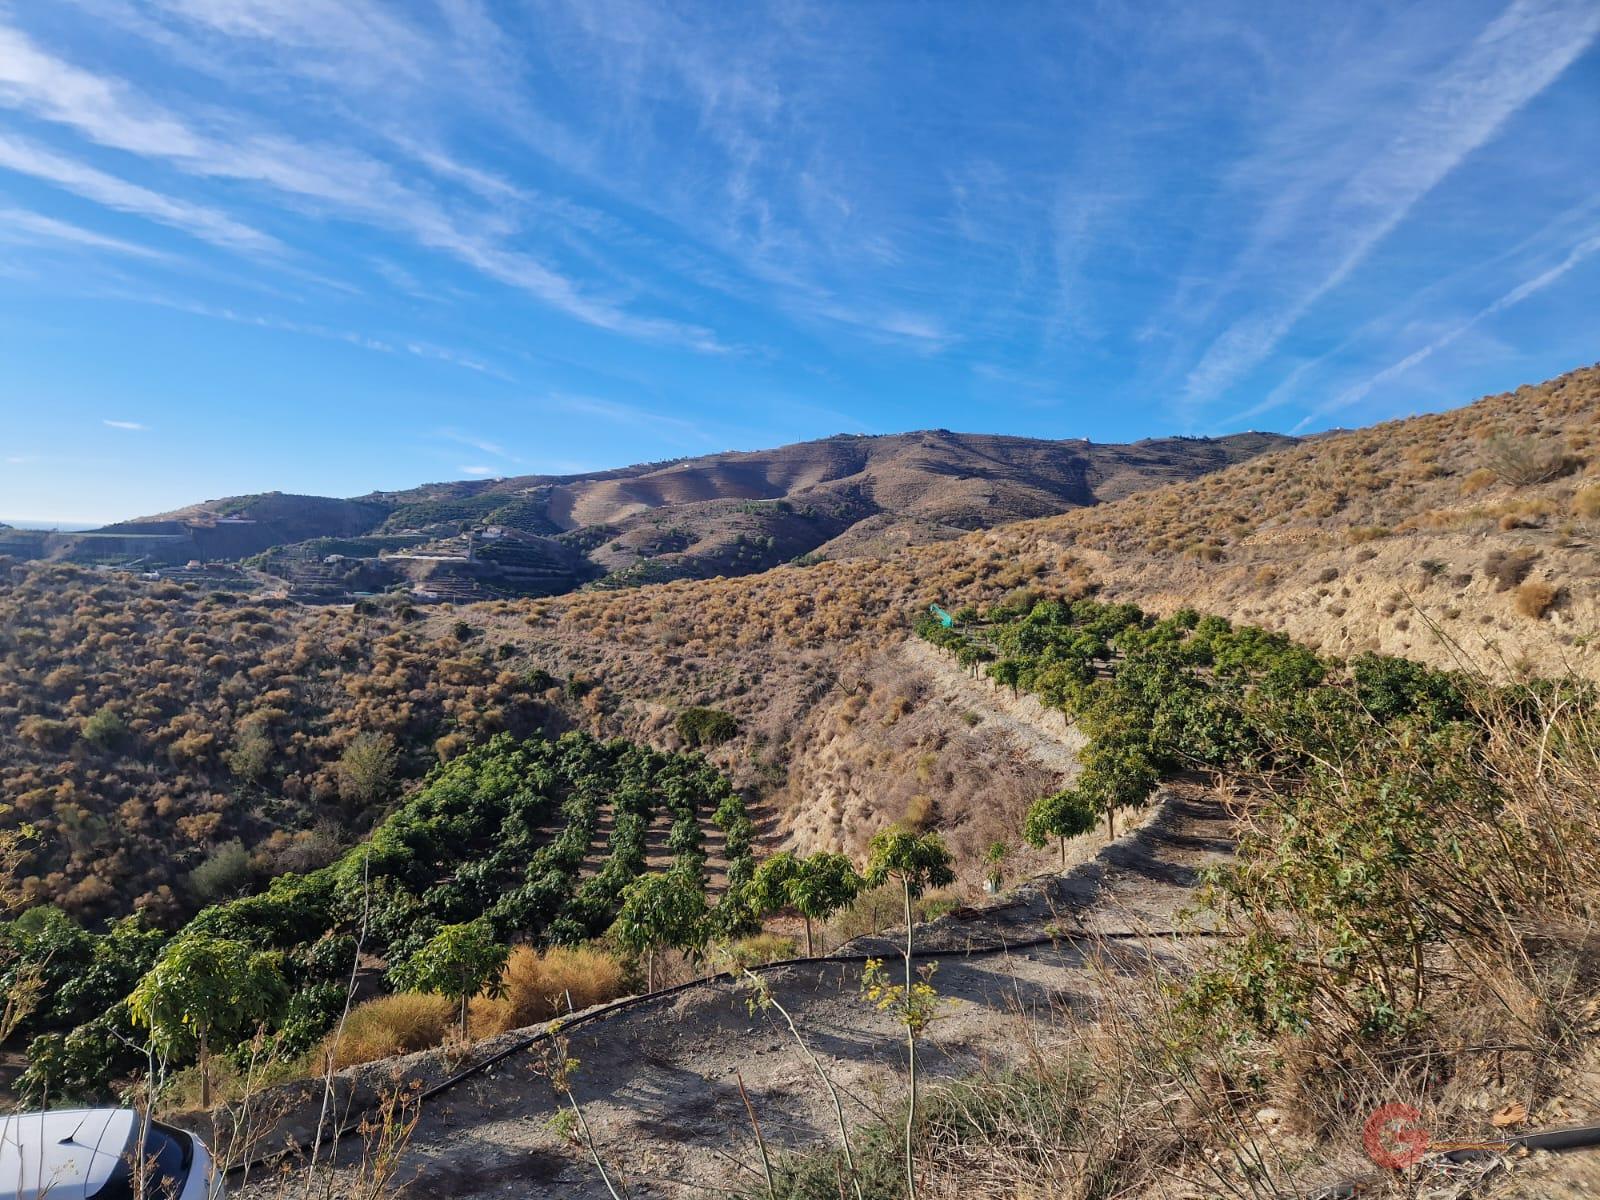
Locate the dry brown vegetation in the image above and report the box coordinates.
[322,945,629,1070]
[519,365,1598,674]
[1,365,1595,923]
[324,992,456,1070]
[0,567,559,918]
[467,944,627,1036]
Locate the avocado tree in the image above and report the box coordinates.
[863,830,955,1200]
[127,935,287,1108]
[988,657,1025,699]
[1078,738,1160,838]
[614,868,706,991]
[983,840,1009,891]
[748,851,799,927]
[751,851,862,956]
[1024,789,1098,867]
[393,918,509,1036]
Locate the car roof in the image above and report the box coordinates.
[0,1108,137,1200]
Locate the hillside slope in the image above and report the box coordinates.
[531,365,1599,675]
[39,430,1293,595]
[468,365,1598,857]
[0,366,1591,920]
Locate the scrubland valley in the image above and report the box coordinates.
[0,429,1291,603]
[0,364,1597,1197]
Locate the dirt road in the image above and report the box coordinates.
[234,782,1231,1199]
[235,642,1233,1198]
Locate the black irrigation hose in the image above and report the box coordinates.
[1314,1123,1600,1198]
[227,923,1230,1179]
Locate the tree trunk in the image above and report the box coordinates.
[646,947,655,992]
[803,916,814,958]
[1059,836,1066,869]
[902,880,918,1200]
[199,1024,211,1110]
[460,992,469,1037]
[1106,807,1115,840]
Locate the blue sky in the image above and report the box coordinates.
[0,1,1597,524]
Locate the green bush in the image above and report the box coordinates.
[674,706,739,747]
[80,706,127,750]
[187,840,253,903]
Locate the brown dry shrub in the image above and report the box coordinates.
[1484,547,1539,592]
[1346,526,1391,544]
[324,993,453,1069]
[902,792,937,830]
[1574,485,1600,521]
[1460,467,1498,496]
[469,945,627,1037]
[1514,581,1558,620]
[1480,431,1571,486]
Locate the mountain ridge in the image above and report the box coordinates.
[36,428,1296,597]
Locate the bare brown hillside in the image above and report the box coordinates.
[39,429,1291,596]
[1,365,1593,919]
[525,364,1599,676]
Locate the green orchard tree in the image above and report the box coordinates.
[789,852,862,956]
[750,851,863,955]
[394,918,509,1036]
[748,852,801,921]
[1078,738,1159,838]
[752,851,862,956]
[983,840,1010,891]
[127,935,287,1108]
[863,830,955,1200]
[988,658,1025,699]
[1034,659,1092,726]
[1024,789,1098,867]
[615,868,706,991]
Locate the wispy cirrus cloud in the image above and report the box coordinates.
[121,292,512,378]
[1292,229,1600,432]
[1178,0,1600,411]
[0,18,729,351]
[102,418,146,430]
[438,430,517,461]
[547,393,724,449]
[0,203,168,257]
[0,132,280,253]
[1215,197,1600,431]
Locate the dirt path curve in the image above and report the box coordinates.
[244,795,1234,1199]
[239,647,1234,1199]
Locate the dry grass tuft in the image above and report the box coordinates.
[1514,580,1558,619]
[469,944,627,1036]
[324,992,454,1069]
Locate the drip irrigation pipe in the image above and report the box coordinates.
[226,923,1230,1179]
[1315,1123,1600,1198]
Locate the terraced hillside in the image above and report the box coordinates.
[441,365,1599,858]
[1,365,1592,923]
[13,732,757,1102]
